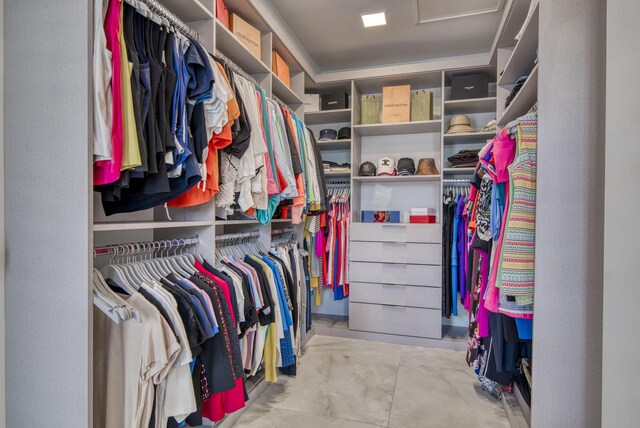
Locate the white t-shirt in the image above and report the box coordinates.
[100,293,180,428]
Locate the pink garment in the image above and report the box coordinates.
[481,128,516,184]
[94,0,123,185]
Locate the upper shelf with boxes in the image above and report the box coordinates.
[215,0,305,110]
[442,67,498,175]
[353,73,442,137]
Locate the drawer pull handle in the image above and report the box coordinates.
[381,305,407,312]
[381,242,407,246]
[381,224,406,228]
[381,284,405,291]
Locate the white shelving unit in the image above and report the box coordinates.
[317,139,351,150]
[353,175,441,183]
[214,19,271,75]
[443,131,497,144]
[498,64,539,126]
[444,97,497,115]
[93,220,214,232]
[353,120,442,136]
[443,167,476,175]
[498,4,539,87]
[305,109,352,125]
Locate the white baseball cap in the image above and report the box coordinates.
[377,157,396,176]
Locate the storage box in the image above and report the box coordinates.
[321,92,349,110]
[451,73,489,100]
[216,0,229,29]
[411,208,436,216]
[411,90,433,121]
[303,94,320,112]
[361,211,401,223]
[272,51,291,87]
[382,85,411,123]
[410,215,437,224]
[230,13,261,59]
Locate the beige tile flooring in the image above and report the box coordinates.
[231,335,510,428]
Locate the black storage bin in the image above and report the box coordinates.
[451,74,489,100]
[321,92,349,110]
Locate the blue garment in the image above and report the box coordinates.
[451,196,460,316]
[515,318,533,340]
[185,37,214,104]
[262,257,295,367]
[177,279,217,337]
[491,182,506,241]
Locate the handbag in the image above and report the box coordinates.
[411,90,433,121]
[360,95,381,124]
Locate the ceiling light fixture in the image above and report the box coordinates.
[361,11,386,28]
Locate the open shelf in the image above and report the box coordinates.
[444,97,497,115]
[272,73,303,106]
[498,64,538,126]
[215,19,270,75]
[443,167,476,175]
[353,175,441,183]
[271,218,292,223]
[443,131,496,145]
[93,220,213,232]
[353,120,441,137]
[317,139,351,150]
[216,219,260,225]
[324,171,351,178]
[304,109,351,125]
[498,4,539,87]
[161,0,214,22]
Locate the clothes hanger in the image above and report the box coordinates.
[101,245,139,295]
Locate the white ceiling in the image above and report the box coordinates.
[266,0,504,72]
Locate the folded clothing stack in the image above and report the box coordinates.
[323,161,351,173]
[447,149,480,168]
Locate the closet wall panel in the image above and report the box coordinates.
[533,0,605,426]
[5,1,91,426]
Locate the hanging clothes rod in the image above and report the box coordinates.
[327,180,350,187]
[93,236,199,257]
[271,227,294,237]
[271,95,295,114]
[139,0,200,40]
[443,179,471,183]
[213,50,260,87]
[215,230,260,247]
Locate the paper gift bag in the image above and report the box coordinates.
[382,85,410,123]
[411,90,433,121]
[360,95,381,124]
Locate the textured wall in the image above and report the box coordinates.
[602,0,640,426]
[532,0,605,427]
[5,1,91,426]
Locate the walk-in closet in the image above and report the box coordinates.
[4,0,635,427]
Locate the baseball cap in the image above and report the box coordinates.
[377,157,396,176]
[318,129,337,141]
[397,158,415,176]
[358,161,377,176]
[338,127,351,140]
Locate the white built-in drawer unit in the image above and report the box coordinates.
[350,223,441,243]
[350,241,442,265]
[349,302,442,339]
[350,282,440,309]
[350,261,441,287]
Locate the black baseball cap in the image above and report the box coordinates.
[338,127,351,140]
[358,161,376,176]
[397,158,416,176]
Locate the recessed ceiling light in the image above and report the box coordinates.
[361,11,386,27]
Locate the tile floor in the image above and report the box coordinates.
[231,335,510,428]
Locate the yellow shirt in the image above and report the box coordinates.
[118,7,141,170]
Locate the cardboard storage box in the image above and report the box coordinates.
[451,73,489,100]
[272,51,291,87]
[322,92,349,110]
[230,13,261,59]
[361,211,401,223]
[382,85,411,123]
[360,95,381,124]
